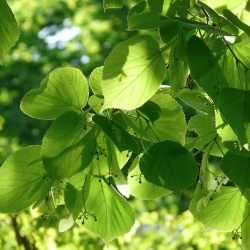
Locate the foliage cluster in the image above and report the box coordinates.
[2,0,250,249]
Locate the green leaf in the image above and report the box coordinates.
[222,9,250,38]
[59,214,74,233]
[64,182,84,221]
[197,1,239,35]
[188,114,227,157]
[21,68,89,119]
[187,36,228,104]
[187,36,216,81]
[190,184,247,231]
[128,156,171,199]
[0,0,19,64]
[231,33,250,69]
[84,132,131,178]
[101,35,165,111]
[241,203,250,250]
[218,88,250,146]
[103,0,124,9]
[178,89,214,115]
[218,48,247,90]
[92,115,139,153]
[89,67,103,95]
[88,94,104,114]
[137,101,162,123]
[216,110,250,157]
[77,175,135,244]
[128,0,190,30]
[220,151,250,201]
[162,16,234,36]
[129,94,187,145]
[140,140,198,196]
[42,111,96,179]
[159,22,195,44]
[0,146,49,213]
[120,112,150,140]
[169,29,189,93]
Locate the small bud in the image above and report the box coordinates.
[197,95,200,98]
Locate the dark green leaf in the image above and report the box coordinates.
[92,114,139,153]
[140,140,198,196]
[128,156,171,199]
[218,88,250,146]
[220,151,250,201]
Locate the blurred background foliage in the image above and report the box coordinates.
[1,0,250,249]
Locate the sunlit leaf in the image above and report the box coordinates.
[89,67,103,95]
[76,175,135,244]
[0,146,49,213]
[103,0,124,9]
[21,68,89,119]
[101,35,165,111]
[222,9,250,37]
[190,184,247,231]
[0,0,19,64]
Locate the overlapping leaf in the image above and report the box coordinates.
[222,10,250,37]
[101,35,165,111]
[218,88,250,146]
[140,140,198,196]
[74,174,135,244]
[0,146,49,213]
[220,151,250,201]
[190,184,247,231]
[169,29,189,94]
[188,114,227,157]
[197,1,239,35]
[128,0,190,30]
[128,156,171,199]
[178,89,214,115]
[187,36,228,104]
[92,115,139,153]
[129,94,187,145]
[42,111,96,179]
[216,110,250,157]
[89,67,103,95]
